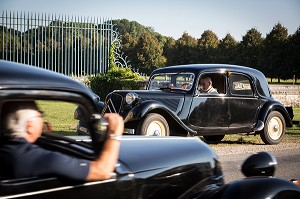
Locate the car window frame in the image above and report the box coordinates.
[147,72,195,91]
[195,72,227,96]
[229,72,255,97]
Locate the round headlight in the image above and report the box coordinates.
[125,93,138,105]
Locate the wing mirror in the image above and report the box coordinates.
[241,152,277,177]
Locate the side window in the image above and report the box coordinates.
[230,74,254,96]
[175,74,194,90]
[36,100,81,137]
[198,73,226,94]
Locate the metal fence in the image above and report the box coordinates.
[0,11,122,76]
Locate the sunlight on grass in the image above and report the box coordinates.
[36,100,78,135]
[35,100,300,140]
[267,78,300,85]
[293,107,300,121]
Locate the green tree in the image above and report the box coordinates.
[163,37,176,66]
[197,30,220,63]
[135,32,166,75]
[218,33,238,64]
[286,26,300,83]
[120,32,139,70]
[264,23,288,82]
[112,19,148,38]
[114,19,167,73]
[237,28,264,70]
[173,32,197,65]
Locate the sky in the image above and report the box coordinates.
[1,0,299,41]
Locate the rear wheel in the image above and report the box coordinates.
[136,113,170,136]
[260,111,285,145]
[203,135,225,143]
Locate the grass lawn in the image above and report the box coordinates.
[267,78,300,85]
[36,100,78,135]
[293,107,300,121]
[38,100,300,143]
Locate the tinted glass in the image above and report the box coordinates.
[230,74,253,96]
[148,73,195,90]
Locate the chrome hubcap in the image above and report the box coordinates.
[273,124,279,132]
[146,121,165,136]
[268,117,282,140]
[153,130,160,136]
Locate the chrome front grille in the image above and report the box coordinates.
[102,93,124,115]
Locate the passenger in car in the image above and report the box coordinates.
[0,101,123,182]
[181,83,191,89]
[199,75,218,94]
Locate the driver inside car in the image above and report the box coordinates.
[0,101,123,182]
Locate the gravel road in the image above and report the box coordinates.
[210,142,300,183]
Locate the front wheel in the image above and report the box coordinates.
[259,111,285,145]
[136,113,170,136]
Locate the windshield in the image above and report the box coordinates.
[148,72,195,90]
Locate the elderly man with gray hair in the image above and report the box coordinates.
[199,75,218,94]
[0,100,123,181]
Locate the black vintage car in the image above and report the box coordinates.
[0,60,299,199]
[101,64,293,145]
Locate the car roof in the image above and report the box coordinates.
[150,64,271,97]
[152,64,262,76]
[152,63,268,83]
[0,60,95,98]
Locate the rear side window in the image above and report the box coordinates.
[230,74,254,96]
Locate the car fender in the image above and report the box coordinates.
[258,100,293,127]
[96,101,105,113]
[206,177,300,199]
[124,100,197,135]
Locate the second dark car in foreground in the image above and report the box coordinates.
[100,64,293,144]
[0,60,299,198]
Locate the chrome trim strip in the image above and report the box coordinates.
[121,137,199,141]
[108,98,117,113]
[1,179,116,199]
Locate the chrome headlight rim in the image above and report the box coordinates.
[125,92,138,105]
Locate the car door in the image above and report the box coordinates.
[228,73,260,131]
[188,72,230,132]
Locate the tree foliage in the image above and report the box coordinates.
[135,32,166,74]
[237,28,264,70]
[115,20,299,82]
[197,30,220,63]
[287,27,300,82]
[173,32,198,65]
[264,23,289,82]
[1,18,300,82]
[218,33,238,64]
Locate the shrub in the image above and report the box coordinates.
[90,44,145,100]
[89,65,144,101]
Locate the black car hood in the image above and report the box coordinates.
[0,60,95,99]
[118,136,218,175]
[112,90,186,114]
[113,89,186,97]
